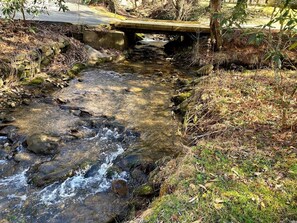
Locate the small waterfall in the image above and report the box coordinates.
[39,143,127,205]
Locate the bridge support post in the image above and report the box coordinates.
[124,32,138,48]
[83,28,128,51]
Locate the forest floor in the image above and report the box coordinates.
[132,69,297,222]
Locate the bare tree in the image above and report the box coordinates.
[168,0,194,20]
[210,0,222,51]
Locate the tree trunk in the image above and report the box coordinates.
[210,0,222,51]
[20,0,26,21]
[176,0,185,20]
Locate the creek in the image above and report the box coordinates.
[0,37,186,222]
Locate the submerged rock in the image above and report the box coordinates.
[127,87,143,93]
[84,163,101,178]
[0,125,20,142]
[26,133,59,155]
[115,154,142,170]
[52,193,129,223]
[29,161,75,187]
[14,152,35,163]
[111,179,128,197]
[69,127,96,139]
[1,115,16,123]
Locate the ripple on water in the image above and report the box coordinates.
[0,168,29,210]
[38,128,128,205]
[0,168,28,189]
[0,160,7,165]
[0,61,181,221]
[0,136,8,141]
[38,146,127,205]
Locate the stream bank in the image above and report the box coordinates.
[0,20,124,113]
[4,19,297,223]
[0,28,189,222]
[130,68,297,222]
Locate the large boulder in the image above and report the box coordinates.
[29,161,75,187]
[26,133,59,155]
[29,139,105,187]
[84,45,113,66]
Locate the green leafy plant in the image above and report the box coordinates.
[0,0,68,21]
[262,0,297,128]
[221,0,248,28]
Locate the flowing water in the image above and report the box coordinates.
[0,40,185,222]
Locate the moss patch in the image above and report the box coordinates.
[27,77,45,85]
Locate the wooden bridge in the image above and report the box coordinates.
[85,18,281,51]
[84,19,213,51]
[110,19,211,35]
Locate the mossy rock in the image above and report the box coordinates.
[28,77,44,85]
[52,43,62,55]
[66,63,87,78]
[41,57,52,66]
[106,166,122,179]
[17,70,32,80]
[58,37,70,50]
[134,184,154,196]
[175,78,191,87]
[71,63,87,75]
[40,45,54,57]
[29,50,41,61]
[67,70,76,79]
[172,92,192,105]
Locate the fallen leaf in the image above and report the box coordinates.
[214,198,224,203]
[214,203,224,210]
[189,196,198,203]
[198,184,207,191]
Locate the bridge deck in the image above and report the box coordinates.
[111,20,210,34]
